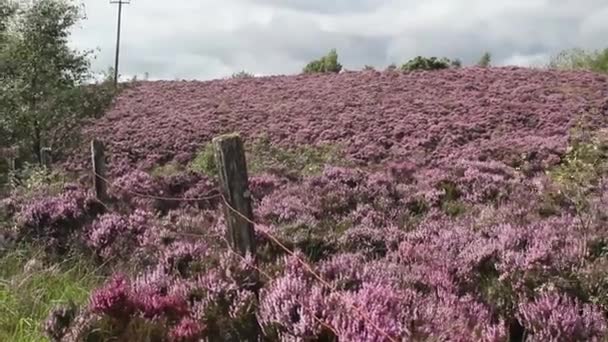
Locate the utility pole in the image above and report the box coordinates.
[110,0,130,88]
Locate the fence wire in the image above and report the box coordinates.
[93,170,398,342]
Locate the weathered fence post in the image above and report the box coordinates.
[213,133,256,257]
[213,133,260,341]
[40,147,52,170]
[91,139,108,201]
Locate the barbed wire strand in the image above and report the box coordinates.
[92,170,397,342]
[230,247,341,338]
[220,197,398,342]
[169,230,340,338]
[94,171,222,202]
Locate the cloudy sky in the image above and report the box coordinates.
[68,0,608,81]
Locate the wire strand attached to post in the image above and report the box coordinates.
[89,163,397,341]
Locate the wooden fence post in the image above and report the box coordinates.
[213,133,256,257]
[91,139,108,201]
[40,147,52,170]
[213,133,261,341]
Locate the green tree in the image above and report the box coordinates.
[477,52,491,67]
[303,48,342,74]
[0,0,111,164]
[401,56,454,72]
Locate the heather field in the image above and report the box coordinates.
[67,66,608,175]
[4,67,608,341]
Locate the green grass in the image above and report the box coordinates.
[150,161,184,178]
[0,246,105,341]
[189,136,349,178]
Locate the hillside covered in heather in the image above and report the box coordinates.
[69,66,608,175]
[5,65,608,341]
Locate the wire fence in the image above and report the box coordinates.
[93,169,398,342]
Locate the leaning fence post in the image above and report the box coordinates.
[40,147,52,170]
[213,133,256,257]
[91,139,108,201]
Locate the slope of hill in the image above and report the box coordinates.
[68,66,608,175]
[8,66,608,341]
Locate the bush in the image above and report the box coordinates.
[189,143,216,177]
[478,52,492,67]
[401,56,455,72]
[302,49,342,74]
[231,71,254,79]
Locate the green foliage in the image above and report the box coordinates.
[400,56,455,72]
[549,47,608,74]
[0,245,103,341]
[150,162,183,178]
[302,48,342,74]
[188,137,348,179]
[0,0,116,165]
[7,162,67,198]
[546,121,608,227]
[231,70,255,79]
[477,52,492,67]
[247,136,348,177]
[189,143,217,177]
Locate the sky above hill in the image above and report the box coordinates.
[69,0,608,81]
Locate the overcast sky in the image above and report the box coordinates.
[68,0,608,81]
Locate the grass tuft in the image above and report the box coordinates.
[0,245,104,341]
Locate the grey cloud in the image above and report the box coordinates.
[245,0,392,14]
[70,0,608,81]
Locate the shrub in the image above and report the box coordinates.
[517,291,607,341]
[478,52,492,67]
[302,49,342,74]
[401,56,454,71]
[189,143,216,177]
[15,184,103,254]
[231,71,255,79]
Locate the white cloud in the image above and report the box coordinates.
[67,0,608,80]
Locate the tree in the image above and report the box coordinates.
[477,52,491,67]
[0,0,110,164]
[303,49,342,74]
[231,70,255,79]
[400,56,454,72]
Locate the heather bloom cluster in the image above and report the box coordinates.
[13,184,102,252]
[111,170,168,210]
[83,233,260,341]
[86,209,153,260]
[517,291,607,341]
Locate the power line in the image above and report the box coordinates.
[110,0,130,88]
